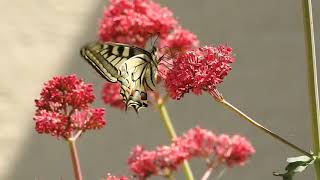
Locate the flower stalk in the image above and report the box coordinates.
[157,100,177,138]
[33,75,106,180]
[201,166,214,180]
[212,91,312,158]
[68,138,83,180]
[201,159,220,180]
[167,173,176,180]
[156,95,195,180]
[301,0,320,178]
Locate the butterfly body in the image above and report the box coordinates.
[80,42,158,112]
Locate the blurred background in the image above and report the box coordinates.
[1,0,320,179]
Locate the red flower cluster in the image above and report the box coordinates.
[105,174,129,180]
[173,127,217,158]
[165,46,235,100]
[102,82,126,110]
[174,127,255,167]
[128,145,187,179]
[214,134,256,167]
[157,28,199,80]
[99,0,177,47]
[128,127,254,179]
[33,75,106,138]
[159,28,199,57]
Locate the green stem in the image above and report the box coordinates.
[68,138,83,180]
[157,97,195,180]
[302,0,320,178]
[158,103,177,138]
[218,98,313,158]
[167,173,176,180]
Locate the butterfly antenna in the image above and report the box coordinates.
[157,63,172,78]
[159,56,174,69]
[157,69,167,78]
[157,54,166,64]
[159,46,178,59]
[159,62,172,70]
[159,56,173,65]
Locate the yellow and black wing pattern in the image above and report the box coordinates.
[80,42,158,112]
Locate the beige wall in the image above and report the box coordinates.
[1,0,319,179]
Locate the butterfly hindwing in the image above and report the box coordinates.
[119,54,151,111]
[80,42,158,112]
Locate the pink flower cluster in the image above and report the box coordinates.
[159,28,199,57]
[98,0,199,52]
[128,127,254,179]
[99,0,177,47]
[173,127,217,158]
[128,145,187,179]
[105,174,129,180]
[174,127,255,167]
[157,28,200,80]
[33,75,106,138]
[102,82,126,110]
[165,46,235,100]
[214,134,256,167]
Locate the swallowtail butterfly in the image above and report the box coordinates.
[80,42,158,112]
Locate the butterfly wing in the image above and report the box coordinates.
[116,53,159,112]
[80,42,158,111]
[80,42,153,82]
[118,53,158,112]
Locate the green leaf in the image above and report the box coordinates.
[273,155,315,180]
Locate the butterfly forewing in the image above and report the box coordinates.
[81,42,119,82]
